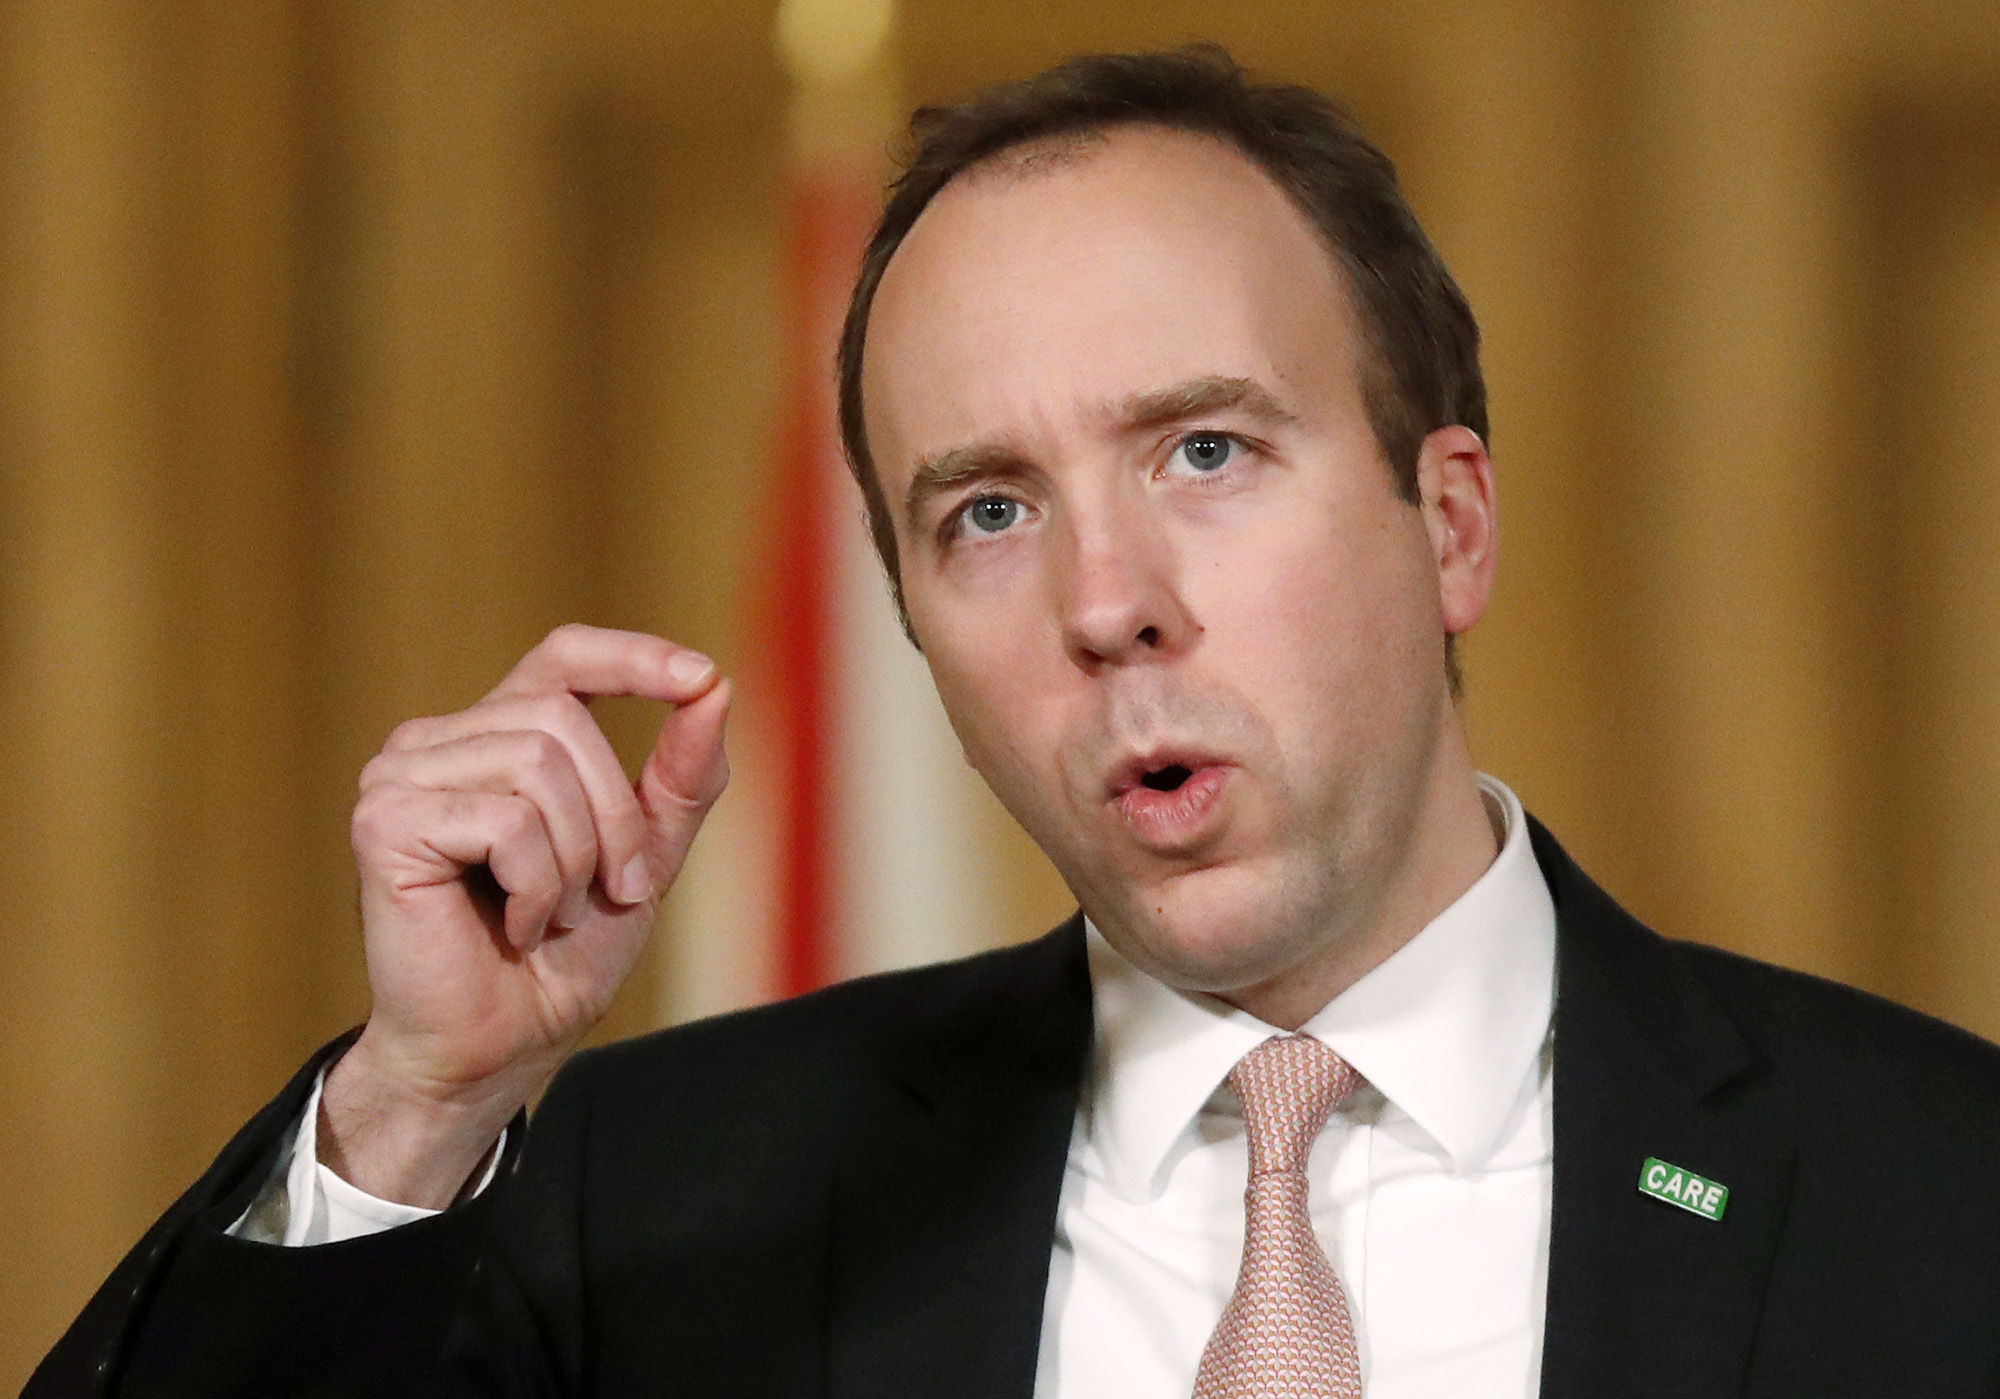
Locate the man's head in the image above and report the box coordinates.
[839,44,1488,692]
[845,48,1501,1025]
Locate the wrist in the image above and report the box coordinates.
[317,1031,531,1209]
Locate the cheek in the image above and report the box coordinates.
[925,649,1097,881]
[920,614,1063,802]
[1198,506,1428,653]
[1188,511,1440,743]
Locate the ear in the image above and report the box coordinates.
[1415,425,1497,638]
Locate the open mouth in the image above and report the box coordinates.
[1107,751,1218,802]
[1108,754,1231,847]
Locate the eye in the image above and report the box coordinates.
[1170,432,1237,475]
[961,494,1024,535]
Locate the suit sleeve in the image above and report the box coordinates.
[22,1032,529,1399]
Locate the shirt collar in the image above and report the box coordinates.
[1083,774,1557,1199]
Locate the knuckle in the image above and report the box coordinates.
[383,716,434,752]
[350,785,406,848]
[537,691,590,731]
[641,772,704,820]
[692,753,731,808]
[521,728,572,780]
[545,621,591,652]
[497,794,540,839]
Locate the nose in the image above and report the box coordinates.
[1056,501,1193,670]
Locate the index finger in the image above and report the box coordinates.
[487,623,718,705]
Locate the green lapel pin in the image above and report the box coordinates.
[1638,1157,1729,1221]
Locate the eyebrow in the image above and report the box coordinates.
[1120,375,1299,432]
[900,375,1298,532]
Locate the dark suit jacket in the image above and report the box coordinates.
[29,819,2000,1397]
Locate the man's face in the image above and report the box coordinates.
[862,126,1483,1011]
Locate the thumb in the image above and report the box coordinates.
[634,678,732,885]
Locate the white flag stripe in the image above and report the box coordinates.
[830,467,1007,980]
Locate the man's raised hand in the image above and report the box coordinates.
[322,625,730,1207]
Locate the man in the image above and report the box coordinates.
[31,45,2000,1399]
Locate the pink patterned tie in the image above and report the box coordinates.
[1192,1034,1366,1399]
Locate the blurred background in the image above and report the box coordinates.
[6,0,2000,1381]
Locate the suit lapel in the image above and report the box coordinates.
[828,917,1092,1399]
[1533,821,1795,1399]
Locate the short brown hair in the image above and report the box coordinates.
[836,44,1486,685]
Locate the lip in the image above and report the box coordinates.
[1105,749,1234,851]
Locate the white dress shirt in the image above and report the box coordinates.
[1036,774,1557,1399]
[240,776,1557,1399]
[231,1067,501,1245]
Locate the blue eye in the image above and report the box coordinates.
[964,495,1022,534]
[1176,433,1235,473]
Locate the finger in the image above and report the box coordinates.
[385,693,650,908]
[635,679,733,892]
[362,730,599,929]
[488,623,717,706]
[355,786,563,952]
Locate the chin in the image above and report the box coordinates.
[1093,858,1322,998]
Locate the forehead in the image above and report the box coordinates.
[861,126,1364,474]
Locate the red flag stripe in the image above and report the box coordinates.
[767,171,877,999]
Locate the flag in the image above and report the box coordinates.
[658,0,1009,1021]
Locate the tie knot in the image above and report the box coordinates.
[1227,1035,1364,1177]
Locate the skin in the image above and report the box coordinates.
[323,124,1500,1206]
[864,126,1501,1029]
[323,626,730,1205]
